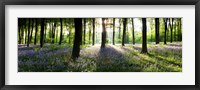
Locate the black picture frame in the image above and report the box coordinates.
[0,0,199,90]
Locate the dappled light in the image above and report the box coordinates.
[18,18,182,72]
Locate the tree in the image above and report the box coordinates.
[18,19,22,44]
[59,18,63,45]
[118,19,121,43]
[34,19,38,45]
[92,18,95,45]
[155,18,159,44]
[178,18,182,41]
[40,18,45,47]
[113,18,115,45]
[122,18,127,46]
[101,18,106,48]
[27,19,31,47]
[169,18,174,43]
[163,18,168,44]
[141,18,148,54]
[131,18,135,45]
[89,19,91,44]
[83,18,86,44]
[174,19,177,41]
[30,19,34,43]
[72,18,82,60]
[51,19,57,44]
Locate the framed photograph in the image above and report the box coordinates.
[0,0,199,89]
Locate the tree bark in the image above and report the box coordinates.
[34,19,38,45]
[174,19,177,41]
[18,19,21,44]
[131,18,135,45]
[40,18,45,47]
[83,18,86,44]
[89,19,91,44]
[113,18,115,45]
[164,18,168,44]
[30,19,34,44]
[169,18,174,43]
[155,18,159,44]
[122,18,127,46]
[118,19,121,43]
[179,18,182,41]
[27,19,31,47]
[141,18,148,54]
[101,18,106,48]
[92,18,95,45]
[72,18,82,60]
[59,18,63,45]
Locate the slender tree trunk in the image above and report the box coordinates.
[169,18,174,43]
[40,18,45,47]
[52,21,56,43]
[25,25,27,44]
[164,18,168,44]
[101,18,106,48]
[59,18,63,45]
[34,19,38,45]
[113,18,115,45]
[68,19,72,44]
[18,21,21,44]
[44,20,47,43]
[27,19,31,47]
[131,18,135,45]
[30,19,34,44]
[155,18,159,44]
[179,18,182,41]
[83,18,86,44]
[72,18,82,60]
[118,19,121,43]
[174,19,177,41]
[55,26,58,43]
[21,25,24,44]
[89,19,91,44]
[122,18,127,46]
[141,18,148,54]
[92,18,95,45]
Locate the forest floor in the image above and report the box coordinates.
[18,42,182,72]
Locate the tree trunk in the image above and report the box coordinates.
[59,18,63,45]
[101,18,106,48]
[92,18,95,45]
[89,19,91,44]
[131,18,135,45]
[40,18,45,47]
[164,18,168,44]
[169,18,174,43]
[34,19,38,45]
[72,18,82,60]
[141,18,148,54]
[44,20,47,43]
[27,19,31,47]
[18,20,21,44]
[122,18,127,46]
[30,19,34,44]
[113,18,115,45]
[174,19,177,41]
[179,18,182,41]
[21,25,24,44]
[83,18,86,44]
[155,18,159,44]
[118,19,121,43]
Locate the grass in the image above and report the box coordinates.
[18,43,182,72]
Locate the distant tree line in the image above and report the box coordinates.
[18,18,182,60]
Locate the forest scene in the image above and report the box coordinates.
[18,18,182,72]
